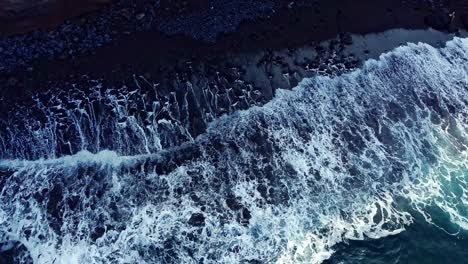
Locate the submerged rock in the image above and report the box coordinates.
[189,213,206,226]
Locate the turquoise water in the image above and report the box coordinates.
[327,217,468,263]
[331,123,467,263]
[324,211,468,264]
[329,119,467,263]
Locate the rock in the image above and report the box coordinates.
[7,77,17,86]
[240,207,251,225]
[226,195,242,210]
[424,11,451,30]
[90,226,106,240]
[462,13,468,31]
[188,213,205,226]
[0,0,113,34]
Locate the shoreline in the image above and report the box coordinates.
[0,28,463,153]
[1,1,468,74]
[1,2,467,263]
[1,30,463,264]
[1,1,467,118]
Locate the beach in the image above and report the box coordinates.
[0,1,467,263]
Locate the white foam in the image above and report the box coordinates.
[0,37,467,264]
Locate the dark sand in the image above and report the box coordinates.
[1,0,468,111]
[17,0,468,77]
[0,0,112,35]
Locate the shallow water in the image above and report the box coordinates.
[0,37,467,263]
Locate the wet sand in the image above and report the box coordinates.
[1,0,468,109]
[17,1,468,77]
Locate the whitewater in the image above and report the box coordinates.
[0,37,467,263]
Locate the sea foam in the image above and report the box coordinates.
[0,38,467,263]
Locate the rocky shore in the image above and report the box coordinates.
[0,0,112,34]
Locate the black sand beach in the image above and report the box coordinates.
[1,1,468,263]
[1,0,468,106]
[1,0,467,150]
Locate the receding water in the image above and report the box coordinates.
[0,37,467,263]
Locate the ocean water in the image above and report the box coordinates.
[0,37,466,263]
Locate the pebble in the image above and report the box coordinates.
[0,0,283,73]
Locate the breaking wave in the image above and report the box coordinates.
[0,37,467,263]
